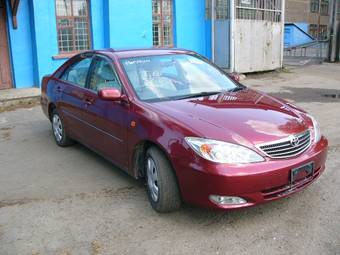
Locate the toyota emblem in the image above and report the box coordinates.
[290,136,300,147]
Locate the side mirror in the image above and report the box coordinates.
[229,73,240,82]
[98,88,122,101]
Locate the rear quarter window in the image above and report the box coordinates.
[61,57,92,88]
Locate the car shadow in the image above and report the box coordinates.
[62,136,303,224]
[72,142,143,186]
[39,116,313,226]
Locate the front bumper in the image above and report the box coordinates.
[174,136,328,209]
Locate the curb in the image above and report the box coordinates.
[0,96,41,112]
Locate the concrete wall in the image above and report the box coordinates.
[5,0,209,89]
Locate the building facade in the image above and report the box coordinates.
[285,0,339,39]
[1,0,211,89]
[0,0,284,90]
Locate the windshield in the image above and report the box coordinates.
[120,54,238,101]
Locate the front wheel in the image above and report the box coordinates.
[145,147,181,213]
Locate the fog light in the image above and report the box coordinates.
[209,195,247,205]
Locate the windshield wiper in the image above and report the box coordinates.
[173,91,222,100]
[228,85,246,92]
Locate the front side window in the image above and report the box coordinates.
[121,54,238,102]
[61,57,92,87]
[152,0,174,47]
[55,0,91,54]
[88,58,121,92]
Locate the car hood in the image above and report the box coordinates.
[150,88,309,147]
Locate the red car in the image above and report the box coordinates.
[41,48,328,213]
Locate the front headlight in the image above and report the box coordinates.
[307,114,321,143]
[185,137,265,164]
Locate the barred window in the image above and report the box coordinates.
[309,24,328,39]
[309,24,317,37]
[152,0,174,47]
[205,0,229,20]
[311,0,329,15]
[310,0,319,13]
[55,0,91,54]
[320,0,329,15]
[235,0,282,22]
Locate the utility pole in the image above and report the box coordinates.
[328,0,339,62]
[317,0,321,40]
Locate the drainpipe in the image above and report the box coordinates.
[211,0,215,63]
[280,0,285,67]
[328,0,338,62]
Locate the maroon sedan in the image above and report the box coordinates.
[41,48,328,212]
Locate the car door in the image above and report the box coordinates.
[80,55,129,169]
[56,55,93,142]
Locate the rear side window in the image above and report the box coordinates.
[61,57,92,87]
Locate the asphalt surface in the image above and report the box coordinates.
[0,63,340,255]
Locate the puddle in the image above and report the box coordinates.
[269,87,340,103]
[322,94,340,99]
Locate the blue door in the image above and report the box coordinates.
[213,0,230,69]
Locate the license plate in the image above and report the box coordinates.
[291,162,314,184]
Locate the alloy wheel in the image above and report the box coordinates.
[52,114,63,142]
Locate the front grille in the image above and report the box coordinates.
[257,130,311,159]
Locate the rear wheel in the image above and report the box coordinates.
[145,147,181,213]
[51,109,73,147]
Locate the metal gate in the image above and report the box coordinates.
[208,0,284,73]
[233,0,284,72]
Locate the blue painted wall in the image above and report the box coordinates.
[294,23,309,33]
[174,0,207,56]
[205,20,212,59]
[30,0,64,85]
[90,0,106,49]
[5,0,212,89]
[284,23,315,48]
[107,0,153,48]
[5,0,35,88]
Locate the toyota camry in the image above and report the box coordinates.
[41,48,328,213]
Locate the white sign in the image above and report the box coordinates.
[241,0,251,5]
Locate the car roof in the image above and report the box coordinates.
[94,48,193,59]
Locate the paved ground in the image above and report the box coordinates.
[0,63,339,255]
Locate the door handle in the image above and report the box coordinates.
[84,97,94,105]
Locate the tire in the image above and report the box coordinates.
[51,108,74,147]
[145,147,181,213]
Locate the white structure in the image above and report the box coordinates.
[210,0,285,73]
